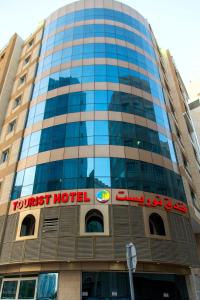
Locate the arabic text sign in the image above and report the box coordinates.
[115,191,188,214]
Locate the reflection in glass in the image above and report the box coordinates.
[1,281,17,299]
[36,273,58,300]
[18,280,36,299]
[28,90,169,130]
[95,158,110,177]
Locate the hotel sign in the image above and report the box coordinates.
[115,190,188,214]
[12,192,90,211]
[12,190,188,214]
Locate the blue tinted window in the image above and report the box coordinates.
[63,159,78,178]
[43,24,154,58]
[28,90,169,130]
[95,158,110,177]
[44,8,151,40]
[33,64,163,103]
[21,120,175,162]
[36,273,58,300]
[23,166,36,186]
[11,158,186,202]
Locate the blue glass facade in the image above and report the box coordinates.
[20,121,176,161]
[11,158,185,201]
[32,64,163,100]
[42,23,154,56]
[27,91,169,129]
[43,8,151,38]
[11,2,186,204]
[37,43,159,77]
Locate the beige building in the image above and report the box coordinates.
[187,80,200,102]
[0,1,200,299]
[189,100,200,147]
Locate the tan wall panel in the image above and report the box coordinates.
[16,145,179,174]
[58,271,81,300]
[0,173,15,204]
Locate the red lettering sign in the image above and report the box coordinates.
[115,191,188,214]
[12,192,91,211]
[12,190,188,215]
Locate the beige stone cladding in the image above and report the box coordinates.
[161,50,200,224]
[189,100,200,145]
[0,34,23,134]
[0,26,44,266]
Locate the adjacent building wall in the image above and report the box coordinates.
[0,34,23,134]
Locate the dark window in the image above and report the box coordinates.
[8,120,16,133]
[24,55,31,65]
[28,39,34,47]
[85,209,104,232]
[0,149,9,163]
[19,74,26,85]
[1,280,18,298]
[13,95,21,108]
[20,214,35,236]
[0,278,37,299]
[149,213,166,236]
[18,280,36,299]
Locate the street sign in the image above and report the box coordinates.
[126,243,137,300]
[126,242,137,272]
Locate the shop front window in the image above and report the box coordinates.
[36,273,58,300]
[0,274,58,300]
[82,272,189,300]
[1,280,17,299]
[0,278,36,300]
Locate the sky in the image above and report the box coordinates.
[0,0,199,88]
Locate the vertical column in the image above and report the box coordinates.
[58,270,81,300]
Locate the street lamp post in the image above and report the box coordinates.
[126,243,137,300]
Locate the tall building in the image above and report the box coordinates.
[0,1,200,299]
[189,100,200,146]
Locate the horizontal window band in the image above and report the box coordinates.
[31,83,165,109]
[37,43,159,79]
[41,23,155,59]
[40,37,155,65]
[25,111,171,139]
[44,8,151,42]
[11,157,185,202]
[19,120,176,163]
[27,90,169,130]
[32,64,163,101]
[17,146,178,175]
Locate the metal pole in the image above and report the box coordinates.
[128,267,135,300]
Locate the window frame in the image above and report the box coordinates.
[24,55,31,65]
[143,207,170,240]
[85,209,104,233]
[0,148,9,164]
[16,210,40,241]
[28,39,34,48]
[19,74,27,85]
[7,119,17,134]
[80,204,109,236]
[149,212,166,236]
[0,277,38,300]
[20,214,36,237]
[13,95,22,109]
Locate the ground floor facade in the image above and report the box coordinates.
[0,262,197,300]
